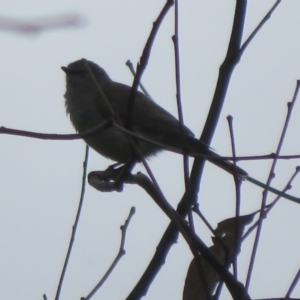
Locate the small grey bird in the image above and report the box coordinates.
[62,58,247,178]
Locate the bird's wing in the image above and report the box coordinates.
[101,81,194,138]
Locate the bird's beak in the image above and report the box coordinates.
[61,66,70,74]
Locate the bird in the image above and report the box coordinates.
[61,58,247,178]
[60,59,300,202]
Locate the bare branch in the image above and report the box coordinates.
[55,146,89,300]
[285,267,300,299]
[240,0,282,54]
[246,80,300,290]
[82,207,136,300]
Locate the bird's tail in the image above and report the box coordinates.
[184,136,248,179]
[205,148,248,179]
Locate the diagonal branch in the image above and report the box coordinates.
[127,1,249,298]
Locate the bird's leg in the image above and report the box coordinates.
[88,160,136,192]
[94,163,124,182]
[114,159,136,191]
[106,162,123,171]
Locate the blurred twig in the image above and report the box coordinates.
[0,14,83,34]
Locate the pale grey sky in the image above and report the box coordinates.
[1,1,300,299]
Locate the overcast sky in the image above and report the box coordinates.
[1,1,300,299]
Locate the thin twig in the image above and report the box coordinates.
[200,0,247,146]
[83,207,136,300]
[240,0,282,55]
[285,267,300,299]
[263,166,300,211]
[242,166,300,243]
[172,0,193,228]
[126,0,174,129]
[3,125,300,163]
[192,204,213,230]
[213,116,243,299]
[246,80,300,290]
[227,115,242,280]
[0,121,111,140]
[125,60,151,97]
[246,175,300,204]
[55,145,89,300]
